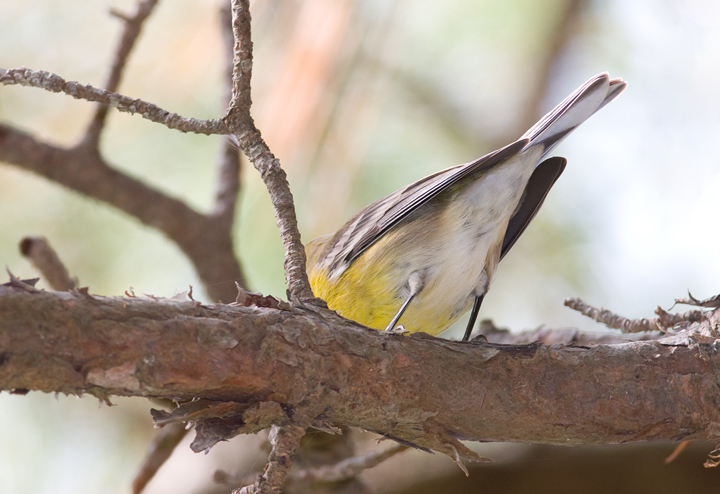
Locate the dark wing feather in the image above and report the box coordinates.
[322,73,626,275]
[500,156,566,259]
[324,138,530,273]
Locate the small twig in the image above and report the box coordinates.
[85,0,160,146]
[223,0,315,303]
[564,298,662,333]
[565,297,710,333]
[215,0,243,222]
[227,0,253,120]
[654,306,706,328]
[665,440,690,464]
[213,135,243,221]
[674,291,720,309]
[235,424,306,494]
[0,67,228,135]
[474,319,663,345]
[214,470,259,489]
[212,5,245,286]
[18,236,76,291]
[289,443,408,485]
[132,422,189,494]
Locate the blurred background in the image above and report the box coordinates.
[2,0,720,492]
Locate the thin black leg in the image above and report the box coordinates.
[462,294,484,341]
[385,293,415,331]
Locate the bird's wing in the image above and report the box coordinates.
[322,73,626,275]
[500,156,566,260]
[322,138,529,274]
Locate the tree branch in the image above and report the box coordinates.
[564,297,707,333]
[0,2,247,302]
[0,0,313,303]
[235,424,306,494]
[18,236,76,291]
[472,319,664,345]
[222,0,315,303]
[131,420,189,494]
[0,123,242,302]
[2,285,720,462]
[289,442,408,486]
[84,0,161,146]
[0,67,228,135]
[212,3,244,265]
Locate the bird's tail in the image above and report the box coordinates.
[522,73,627,158]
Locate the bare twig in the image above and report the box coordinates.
[18,236,76,291]
[131,422,189,494]
[475,319,663,345]
[674,292,720,309]
[654,306,707,329]
[665,440,690,464]
[235,425,306,494]
[222,0,315,303]
[0,68,228,135]
[211,5,245,289]
[226,0,253,120]
[564,298,708,333]
[216,2,243,223]
[214,470,258,489]
[564,298,663,333]
[289,443,408,486]
[85,0,161,146]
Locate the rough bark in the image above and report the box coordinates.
[2,284,719,463]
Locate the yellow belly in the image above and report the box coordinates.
[307,216,504,336]
[305,155,530,336]
[309,259,467,335]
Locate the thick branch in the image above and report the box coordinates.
[0,67,227,135]
[0,124,242,302]
[2,286,720,459]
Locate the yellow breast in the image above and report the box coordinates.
[306,203,506,336]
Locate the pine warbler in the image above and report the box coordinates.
[306,73,626,340]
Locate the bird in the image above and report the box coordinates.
[305,73,626,341]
